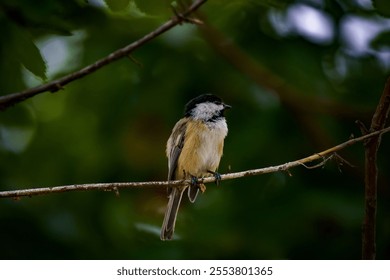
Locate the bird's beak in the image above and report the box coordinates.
[223,103,232,110]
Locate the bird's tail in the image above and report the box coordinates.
[160,187,184,240]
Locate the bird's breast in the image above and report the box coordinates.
[177,119,228,178]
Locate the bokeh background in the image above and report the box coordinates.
[1,0,390,259]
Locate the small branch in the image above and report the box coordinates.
[1,126,389,199]
[362,77,390,260]
[0,0,207,111]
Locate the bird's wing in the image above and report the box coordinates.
[167,118,187,181]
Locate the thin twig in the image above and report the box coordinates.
[298,154,333,169]
[362,77,390,260]
[0,126,389,199]
[0,0,208,111]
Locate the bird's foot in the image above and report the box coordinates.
[190,175,199,188]
[208,170,222,186]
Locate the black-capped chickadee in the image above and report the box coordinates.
[160,94,231,240]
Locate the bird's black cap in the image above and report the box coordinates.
[184,94,229,116]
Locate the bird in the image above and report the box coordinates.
[160,94,231,240]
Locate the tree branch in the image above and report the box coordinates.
[1,126,389,199]
[0,0,208,111]
[362,77,390,260]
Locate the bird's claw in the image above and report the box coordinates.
[208,170,221,186]
[190,175,199,188]
[214,172,221,186]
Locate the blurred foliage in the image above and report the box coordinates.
[1,0,390,259]
[373,0,390,17]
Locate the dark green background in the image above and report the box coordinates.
[1,0,389,259]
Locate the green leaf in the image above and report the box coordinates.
[0,0,74,36]
[9,24,47,80]
[104,0,131,12]
[373,0,390,17]
[370,30,390,50]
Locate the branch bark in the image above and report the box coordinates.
[0,0,208,111]
[362,77,390,259]
[1,126,389,199]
